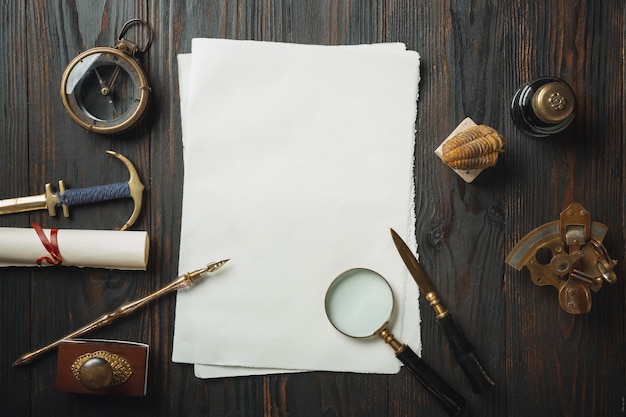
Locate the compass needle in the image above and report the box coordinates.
[93,67,109,94]
[108,66,121,91]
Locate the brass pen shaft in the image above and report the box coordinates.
[13,260,229,367]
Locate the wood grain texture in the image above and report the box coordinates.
[0,2,32,414]
[0,1,623,416]
[502,2,625,416]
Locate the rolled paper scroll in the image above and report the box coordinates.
[0,226,149,270]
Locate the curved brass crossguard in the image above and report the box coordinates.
[105,150,145,230]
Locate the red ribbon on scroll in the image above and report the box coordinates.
[32,223,63,266]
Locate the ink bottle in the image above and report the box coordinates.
[511,76,576,137]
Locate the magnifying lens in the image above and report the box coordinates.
[325,268,466,417]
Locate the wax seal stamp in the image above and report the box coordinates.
[511,76,576,137]
[71,350,133,390]
[55,339,149,396]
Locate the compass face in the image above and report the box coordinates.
[61,47,150,134]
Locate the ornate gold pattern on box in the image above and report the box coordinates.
[71,350,133,387]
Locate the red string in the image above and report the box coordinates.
[32,223,63,266]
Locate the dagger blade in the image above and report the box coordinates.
[0,183,60,217]
[0,194,49,215]
[390,228,436,295]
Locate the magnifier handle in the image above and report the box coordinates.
[396,345,466,417]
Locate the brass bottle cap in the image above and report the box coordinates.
[531,81,575,124]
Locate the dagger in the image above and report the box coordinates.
[390,228,495,393]
[0,150,144,230]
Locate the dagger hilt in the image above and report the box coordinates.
[46,151,144,231]
[56,181,131,208]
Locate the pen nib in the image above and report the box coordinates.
[207,259,229,273]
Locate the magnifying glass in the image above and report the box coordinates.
[325,268,466,417]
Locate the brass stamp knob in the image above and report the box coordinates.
[532,82,575,124]
[71,350,132,390]
[511,76,576,137]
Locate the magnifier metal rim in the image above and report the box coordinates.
[324,267,395,338]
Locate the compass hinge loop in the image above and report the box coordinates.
[117,18,153,58]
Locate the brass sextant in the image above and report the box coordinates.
[506,202,617,314]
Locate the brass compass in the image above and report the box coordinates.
[60,19,152,135]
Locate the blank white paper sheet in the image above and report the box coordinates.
[174,39,421,378]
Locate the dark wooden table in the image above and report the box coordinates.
[1,1,623,416]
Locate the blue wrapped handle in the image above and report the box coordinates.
[56,181,131,207]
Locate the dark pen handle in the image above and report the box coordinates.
[436,313,495,393]
[396,345,466,417]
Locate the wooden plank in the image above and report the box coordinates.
[0,0,32,414]
[503,1,625,416]
[144,0,200,414]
